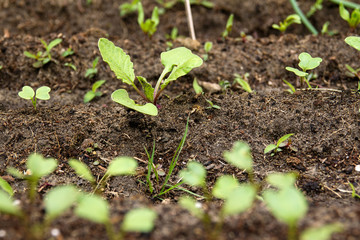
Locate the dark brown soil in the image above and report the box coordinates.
[1,0,360,239]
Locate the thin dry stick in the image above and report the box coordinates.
[185,0,196,40]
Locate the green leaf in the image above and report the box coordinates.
[222,14,234,37]
[85,68,98,79]
[92,80,106,92]
[283,79,296,93]
[7,167,25,179]
[300,223,343,240]
[111,89,158,116]
[285,67,308,77]
[68,159,95,183]
[45,185,79,220]
[345,36,360,51]
[160,47,203,89]
[266,172,297,189]
[0,190,22,216]
[75,194,109,224]
[98,38,135,85]
[0,177,13,196]
[179,196,204,219]
[204,41,213,53]
[298,52,322,72]
[212,175,240,199]
[84,91,96,103]
[277,133,294,147]
[349,8,360,28]
[264,144,277,154]
[137,1,144,25]
[27,153,57,179]
[46,38,62,52]
[35,86,51,100]
[339,3,350,22]
[24,51,37,59]
[234,74,253,93]
[137,76,154,102]
[223,141,253,172]
[122,208,157,233]
[222,184,257,217]
[18,86,35,100]
[263,187,308,226]
[193,78,203,95]
[179,161,206,187]
[105,156,138,176]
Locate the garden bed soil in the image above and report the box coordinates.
[0,0,360,239]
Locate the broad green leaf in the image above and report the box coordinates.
[179,161,206,187]
[212,175,240,199]
[264,144,277,154]
[122,208,157,233]
[300,223,343,240]
[193,78,203,95]
[0,177,13,196]
[45,185,79,220]
[285,67,308,77]
[27,153,57,179]
[266,172,297,189]
[98,38,135,85]
[111,89,158,116]
[263,187,308,226]
[137,76,154,102]
[298,52,322,71]
[18,86,35,99]
[339,3,350,22]
[222,184,257,217]
[75,194,109,224]
[7,167,25,179]
[46,38,62,52]
[223,141,253,172]
[35,86,51,100]
[160,47,203,89]
[179,196,204,219]
[68,159,95,183]
[106,156,138,176]
[84,91,96,103]
[345,36,360,51]
[92,80,106,92]
[277,133,294,147]
[0,190,22,216]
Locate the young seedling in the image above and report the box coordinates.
[64,62,77,71]
[202,41,212,61]
[306,0,323,17]
[61,47,74,57]
[283,79,296,94]
[84,80,106,103]
[137,2,159,38]
[189,0,214,8]
[85,57,99,79]
[24,38,62,68]
[222,14,234,38]
[165,27,179,50]
[339,2,360,30]
[18,86,51,111]
[193,78,220,109]
[320,21,338,36]
[234,73,253,93]
[264,133,294,156]
[98,38,203,116]
[344,36,360,88]
[119,0,140,17]
[349,182,360,199]
[286,52,322,88]
[272,14,301,33]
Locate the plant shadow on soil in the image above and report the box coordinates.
[0,0,360,239]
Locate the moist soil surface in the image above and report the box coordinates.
[1,0,360,239]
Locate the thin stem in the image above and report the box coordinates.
[185,0,196,40]
[153,69,168,103]
[92,174,108,194]
[289,0,318,35]
[31,98,37,111]
[329,0,360,9]
[287,223,297,240]
[105,222,117,240]
[132,83,149,102]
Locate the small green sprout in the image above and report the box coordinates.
[306,0,323,17]
[61,47,74,57]
[272,14,301,33]
[202,41,212,61]
[339,3,360,30]
[137,2,159,38]
[64,62,77,71]
[193,78,220,109]
[344,36,360,87]
[98,38,203,116]
[264,133,294,155]
[119,0,140,17]
[222,14,234,38]
[84,80,106,103]
[85,56,99,79]
[321,21,338,36]
[349,182,360,199]
[190,0,214,8]
[18,86,51,111]
[283,79,296,94]
[234,73,253,93]
[24,38,62,68]
[165,27,179,50]
[286,52,322,88]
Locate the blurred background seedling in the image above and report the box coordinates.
[306,0,323,17]
[222,14,234,38]
[18,86,51,111]
[24,38,62,68]
[119,0,140,17]
[85,56,99,79]
[137,2,159,38]
[84,80,106,103]
[272,14,301,33]
[339,2,360,30]
[234,73,253,93]
[193,78,220,109]
[202,41,212,61]
[264,133,295,156]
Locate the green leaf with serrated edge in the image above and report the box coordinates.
[98,38,135,85]
[193,78,203,95]
[298,52,322,71]
[212,175,240,199]
[111,89,158,116]
[75,194,109,224]
[46,38,62,52]
[106,157,137,176]
[300,223,343,240]
[266,173,297,190]
[27,153,57,179]
[36,86,51,100]
[68,159,95,183]
[137,76,154,102]
[7,167,24,179]
[179,196,204,219]
[0,177,13,196]
[263,187,308,226]
[345,36,360,51]
[45,185,79,220]
[18,86,35,99]
[277,133,294,147]
[180,161,206,187]
[0,190,22,216]
[92,80,106,92]
[286,67,308,77]
[222,184,256,217]
[160,47,203,89]
[264,144,277,154]
[339,3,350,21]
[122,208,157,233]
[223,141,253,172]
[84,91,96,103]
